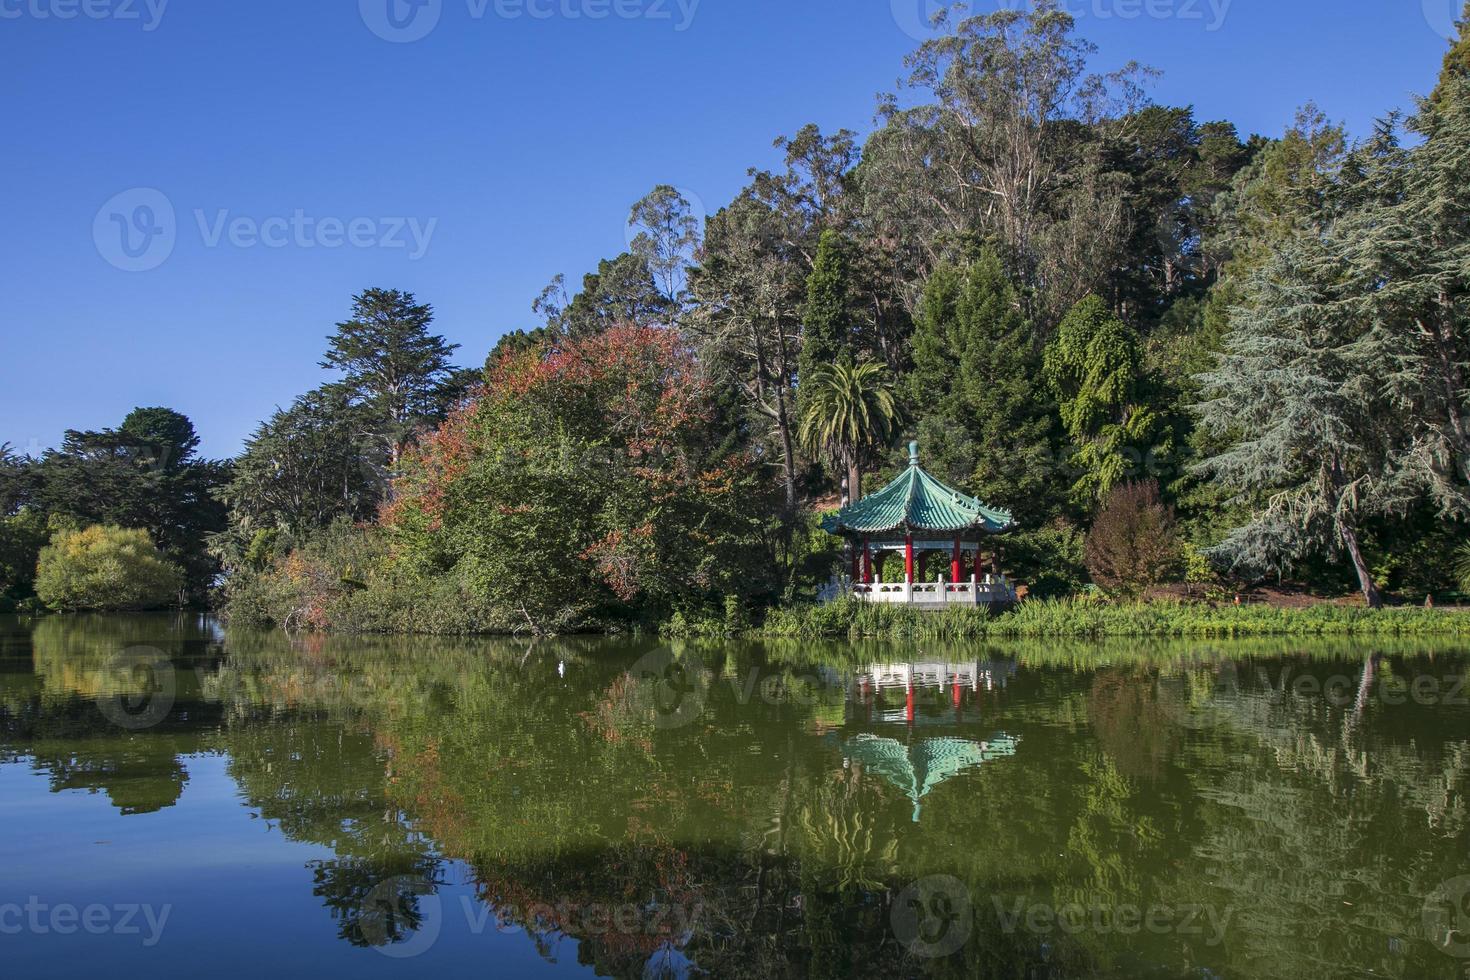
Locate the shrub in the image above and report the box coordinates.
[34,525,183,612]
[1458,543,1470,594]
[222,519,509,634]
[1084,481,1180,597]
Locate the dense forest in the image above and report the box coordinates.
[4,3,1470,630]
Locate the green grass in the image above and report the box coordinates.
[758,596,1470,640]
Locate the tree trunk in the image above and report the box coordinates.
[846,450,861,505]
[772,315,799,514]
[749,318,798,513]
[1341,525,1383,609]
[775,389,797,513]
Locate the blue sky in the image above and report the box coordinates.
[1,0,1460,457]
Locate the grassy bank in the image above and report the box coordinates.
[758,597,1470,640]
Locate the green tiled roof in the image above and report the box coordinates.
[821,442,1015,536]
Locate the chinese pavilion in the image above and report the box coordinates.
[820,442,1019,608]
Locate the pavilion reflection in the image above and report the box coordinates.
[839,660,1021,821]
[848,659,1017,726]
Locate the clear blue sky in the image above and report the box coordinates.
[1,0,1459,458]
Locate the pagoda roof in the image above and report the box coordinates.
[821,442,1015,537]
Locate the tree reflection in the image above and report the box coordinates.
[5,616,1470,977]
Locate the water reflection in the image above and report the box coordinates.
[2,615,1470,978]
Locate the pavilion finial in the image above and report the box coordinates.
[909,440,920,467]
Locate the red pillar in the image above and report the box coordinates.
[951,538,962,584]
[863,539,873,584]
[851,543,861,583]
[905,534,915,583]
[905,682,915,726]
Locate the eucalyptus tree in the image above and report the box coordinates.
[860,1,1151,323]
[797,359,901,503]
[689,191,806,511]
[628,185,702,310]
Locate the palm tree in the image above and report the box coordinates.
[798,358,901,503]
[1457,543,1470,595]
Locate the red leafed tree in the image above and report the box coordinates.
[1084,480,1180,598]
[385,325,773,633]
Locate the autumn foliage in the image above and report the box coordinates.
[1084,480,1181,598]
[384,325,771,631]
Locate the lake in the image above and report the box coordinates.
[2,615,1469,978]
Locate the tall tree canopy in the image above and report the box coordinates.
[322,288,461,464]
[33,407,229,601]
[908,253,1061,522]
[385,325,773,632]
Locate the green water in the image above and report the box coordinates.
[3,615,1470,979]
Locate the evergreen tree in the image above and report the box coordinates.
[322,289,460,464]
[215,387,383,561]
[35,408,228,603]
[907,253,1060,521]
[1044,296,1170,503]
[1339,17,1470,517]
[801,229,854,368]
[561,253,672,337]
[1195,227,1406,608]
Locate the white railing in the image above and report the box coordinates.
[835,574,1018,607]
[861,660,1018,693]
